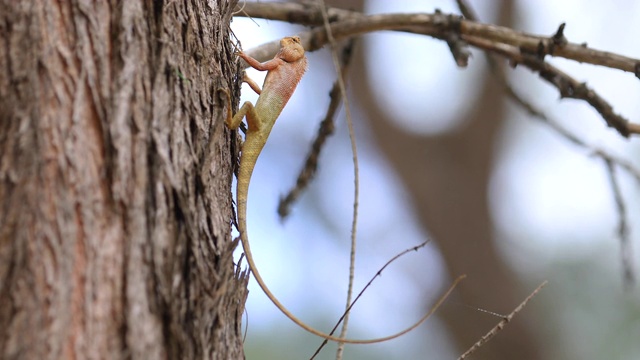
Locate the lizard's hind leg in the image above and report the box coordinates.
[220,88,259,131]
[231,102,259,131]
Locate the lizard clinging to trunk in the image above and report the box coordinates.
[222,36,441,344]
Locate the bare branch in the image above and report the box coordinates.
[456,0,638,287]
[315,1,359,357]
[463,35,636,137]
[458,281,548,359]
[310,240,431,359]
[604,160,635,287]
[235,3,640,138]
[236,2,640,74]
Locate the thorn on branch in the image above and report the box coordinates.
[552,23,568,46]
[433,8,445,24]
[535,23,568,58]
[545,22,568,56]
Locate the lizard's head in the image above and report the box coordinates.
[279,36,305,62]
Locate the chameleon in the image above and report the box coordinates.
[222,36,437,344]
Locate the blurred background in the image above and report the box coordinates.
[231,1,640,359]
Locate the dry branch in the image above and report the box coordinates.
[234,2,640,138]
[237,2,640,74]
[452,0,638,288]
[458,281,548,359]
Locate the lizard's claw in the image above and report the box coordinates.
[217,88,231,103]
[216,88,232,127]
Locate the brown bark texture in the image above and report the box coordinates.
[0,1,247,359]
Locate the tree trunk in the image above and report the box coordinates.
[0,1,246,359]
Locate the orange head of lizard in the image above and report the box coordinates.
[278,36,305,63]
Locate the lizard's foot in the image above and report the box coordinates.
[217,88,231,103]
[216,88,233,127]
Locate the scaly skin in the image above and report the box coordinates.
[223,36,432,344]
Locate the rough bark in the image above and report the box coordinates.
[0,1,246,359]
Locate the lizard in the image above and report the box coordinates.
[222,36,442,344]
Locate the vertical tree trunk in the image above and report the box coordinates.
[0,1,246,359]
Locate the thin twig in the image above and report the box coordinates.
[458,281,548,359]
[315,0,359,357]
[455,0,479,21]
[604,159,635,288]
[310,240,431,359]
[593,150,640,185]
